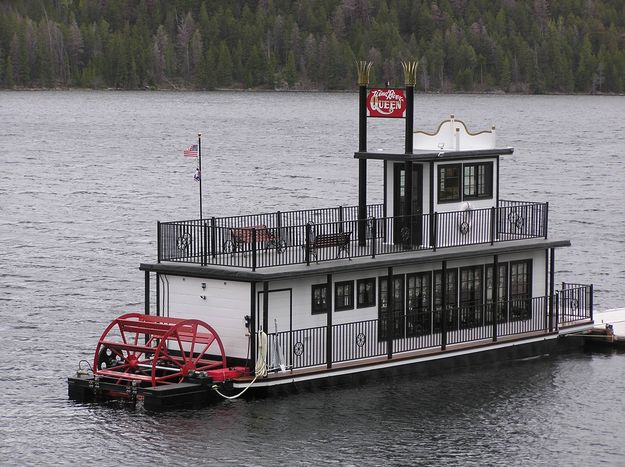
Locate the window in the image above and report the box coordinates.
[459,266,484,327]
[438,161,494,203]
[311,283,328,315]
[438,164,461,202]
[357,278,376,308]
[464,162,493,199]
[510,260,532,320]
[335,281,354,311]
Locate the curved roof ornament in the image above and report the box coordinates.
[414,115,497,151]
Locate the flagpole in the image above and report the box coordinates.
[198,133,203,220]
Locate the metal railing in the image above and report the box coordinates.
[266,285,592,371]
[158,200,548,269]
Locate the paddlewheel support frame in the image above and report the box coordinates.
[93,313,227,387]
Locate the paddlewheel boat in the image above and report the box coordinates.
[69,63,594,409]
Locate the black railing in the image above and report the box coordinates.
[158,200,548,269]
[266,285,592,371]
[558,283,594,324]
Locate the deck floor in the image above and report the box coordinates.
[233,321,593,385]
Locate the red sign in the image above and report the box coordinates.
[366,88,406,118]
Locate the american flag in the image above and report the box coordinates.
[183,144,199,157]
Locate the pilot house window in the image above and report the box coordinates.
[464,162,493,199]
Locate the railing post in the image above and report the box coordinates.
[305,223,311,266]
[589,284,594,321]
[371,216,376,259]
[545,295,549,332]
[432,212,438,252]
[202,221,208,266]
[544,202,549,239]
[252,228,257,271]
[555,293,559,331]
[210,216,216,258]
[490,206,496,246]
[338,205,344,233]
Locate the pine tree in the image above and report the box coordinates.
[284,50,296,86]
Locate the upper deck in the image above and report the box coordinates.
[157,198,549,271]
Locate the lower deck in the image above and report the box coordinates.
[234,319,593,389]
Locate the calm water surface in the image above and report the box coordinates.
[1,91,625,465]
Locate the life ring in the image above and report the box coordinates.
[458,202,472,235]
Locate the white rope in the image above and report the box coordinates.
[212,331,267,400]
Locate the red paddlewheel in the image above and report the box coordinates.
[93,313,227,387]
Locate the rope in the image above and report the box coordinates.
[212,331,268,400]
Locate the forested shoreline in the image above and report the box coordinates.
[1,0,624,94]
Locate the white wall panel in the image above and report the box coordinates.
[160,275,251,359]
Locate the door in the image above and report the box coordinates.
[393,163,423,245]
[378,275,405,340]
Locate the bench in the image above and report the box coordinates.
[223,225,286,254]
[309,231,352,262]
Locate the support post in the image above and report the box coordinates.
[432,212,438,251]
[493,255,498,342]
[305,223,311,266]
[371,217,377,259]
[202,221,208,266]
[549,248,555,332]
[262,281,269,334]
[155,273,160,316]
[250,282,256,375]
[210,216,216,258]
[386,267,393,360]
[326,274,333,369]
[544,202,549,239]
[589,284,594,321]
[441,260,447,351]
[144,270,150,316]
[252,228,257,271]
[157,221,161,263]
[490,206,496,246]
[357,61,371,247]
[198,133,203,221]
[403,61,417,247]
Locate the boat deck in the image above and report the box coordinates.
[143,237,571,280]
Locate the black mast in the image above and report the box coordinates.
[357,61,372,247]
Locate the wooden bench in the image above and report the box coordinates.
[310,231,351,262]
[224,225,285,254]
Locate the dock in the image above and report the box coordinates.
[580,308,625,348]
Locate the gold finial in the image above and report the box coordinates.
[356,61,372,86]
[401,61,419,86]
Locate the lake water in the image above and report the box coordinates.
[1,91,624,465]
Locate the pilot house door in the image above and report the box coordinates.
[393,164,422,245]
